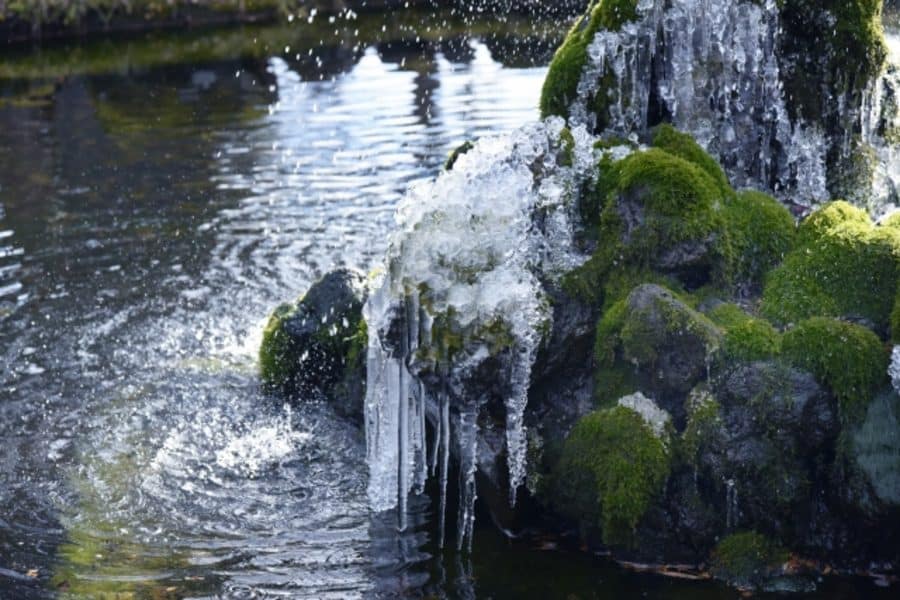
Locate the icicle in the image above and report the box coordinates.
[725,478,739,531]
[456,406,479,553]
[438,383,450,549]
[505,340,536,507]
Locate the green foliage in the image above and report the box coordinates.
[539,0,639,119]
[723,190,797,290]
[651,124,732,197]
[781,317,888,424]
[710,531,789,589]
[762,201,900,330]
[555,406,670,546]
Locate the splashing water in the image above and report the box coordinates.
[364,117,594,548]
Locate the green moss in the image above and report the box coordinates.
[679,390,721,467]
[539,0,640,120]
[259,302,299,387]
[710,531,789,590]
[722,318,782,363]
[597,148,731,287]
[445,140,474,171]
[723,190,797,290]
[558,127,576,167]
[781,317,888,424]
[762,201,900,330]
[555,405,670,546]
[651,124,732,198]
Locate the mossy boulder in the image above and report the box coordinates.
[651,124,732,198]
[762,201,900,332]
[781,317,888,425]
[710,531,789,591]
[595,148,731,289]
[259,268,367,419]
[540,0,640,120]
[722,190,797,293]
[554,400,671,547]
[595,283,722,423]
[705,303,783,363]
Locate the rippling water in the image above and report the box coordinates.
[0,7,897,600]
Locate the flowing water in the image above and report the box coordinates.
[0,6,897,600]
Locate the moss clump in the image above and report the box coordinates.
[558,127,576,167]
[539,0,640,120]
[710,531,789,590]
[445,140,474,171]
[781,317,888,424]
[679,389,721,467]
[596,148,730,288]
[259,302,299,387]
[706,303,782,363]
[651,124,732,198]
[722,190,796,291]
[555,405,670,546]
[761,201,900,330]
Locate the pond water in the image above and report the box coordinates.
[0,7,897,600]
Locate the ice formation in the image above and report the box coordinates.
[364,118,593,548]
[617,392,671,440]
[569,0,899,208]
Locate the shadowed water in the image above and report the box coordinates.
[0,6,897,600]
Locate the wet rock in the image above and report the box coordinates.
[595,283,722,424]
[694,362,838,541]
[259,268,367,420]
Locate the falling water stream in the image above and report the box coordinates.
[0,5,897,600]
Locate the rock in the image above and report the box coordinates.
[594,283,722,424]
[691,362,837,542]
[259,268,367,419]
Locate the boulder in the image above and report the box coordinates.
[259,268,367,419]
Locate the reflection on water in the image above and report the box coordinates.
[0,7,896,600]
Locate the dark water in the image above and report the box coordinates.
[0,7,896,600]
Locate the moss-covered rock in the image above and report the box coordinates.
[722,190,797,292]
[259,268,367,418]
[651,124,732,198]
[710,531,789,591]
[761,201,900,331]
[594,284,722,422]
[554,402,671,546]
[539,0,639,120]
[705,303,782,363]
[781,317,888,424]
[596,148,731,289]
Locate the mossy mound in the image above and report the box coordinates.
[651,124,732,198]
[539,0,639,120]
[710,531,789,591]
[762,201,900,331]
[555,403,671,546]
[259,269,367,416]
[707,303,783,363]
[781,317,888,424]
[722,190,797,292]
